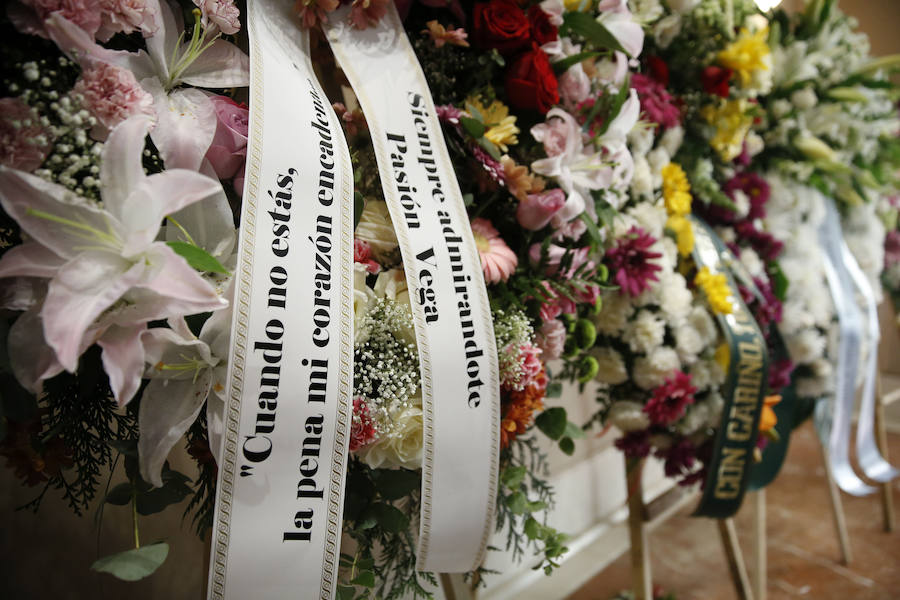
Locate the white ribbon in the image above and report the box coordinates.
[324,3,501,573]
[817,198,896,496]
[207,1,354,598]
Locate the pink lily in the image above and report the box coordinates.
[0,116,227,404]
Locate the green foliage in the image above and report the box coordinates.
[91,543,169,582]
[560,12,626,55]
[166,241,230,275]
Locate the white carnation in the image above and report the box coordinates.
[675,402,709,435]
[594,292,636,335]
[675,322,705,364]
[624,309,666,353]
[659,272,692,323]
[739,247,765,279]
[786,328,827,364]
[659,125,684,157]
[633,347,680,390]
[687,306,717,346]
[689,358,725,391]
[627,200,667,239]
[593,347,629,385]
[607,400,650,432]
[631,154,654,199]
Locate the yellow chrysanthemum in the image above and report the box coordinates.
[717,27,770,89]
[695,266,734,314]
[700,99,754,162]
[666,215,695,257]
[715,342,730,372]
[661,163,692,217]
[466,97,519,152]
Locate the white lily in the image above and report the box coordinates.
[138,301,230,487]
[0,116,227,404]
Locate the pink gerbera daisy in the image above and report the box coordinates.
[471,217,517,284]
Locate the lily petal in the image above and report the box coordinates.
[0,242,66,279]
[145,0,182,83]
[120,168,223,256]
[8,306,65,393]
[180,39,250,89]
[45,13,156,80]
[165,184,236,262]
[0,167,125,260]
[138,372,211,487]
[148,85,218,171]
[98,324,147,406]
[100,116,153,222]
[42,252,145,371]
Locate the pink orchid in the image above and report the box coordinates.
[0,116,227,404]
[139,301,231,487]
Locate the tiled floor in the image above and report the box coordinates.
[569,422,900,600]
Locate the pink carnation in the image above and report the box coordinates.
[536,318,566,361]
[0,98,54,172]
[471,217,517,284]
[518,342,543,389]
[349,398,377,451]
[194,0,240,35]
[73,62,154,138]
[631,73,680,130]
[354,238,381,274]
[97,0,157,41]
[517,188,565,231]
[8,0,101,38]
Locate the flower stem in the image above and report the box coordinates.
[131,490,141,549]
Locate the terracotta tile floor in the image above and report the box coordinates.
[569,422,900,600]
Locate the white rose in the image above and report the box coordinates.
[633,347,680,390]
[593,347,629,385]
[356,200,399,263]
[653,14,682,49]
[608,400,650,432]
[359,406,423,470]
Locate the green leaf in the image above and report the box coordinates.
[769,261,789,302]
[105,482,133,506]
[501,465,527,490]
[166,241,229,275]
[135,467,193,515]
[354,192,366,229]
[527,499,547,512]
[336,584,356,600]
[350,570,376,587]
[544,381,563,399]
[478,137,502,161]
[561,12,627,55]
[368,502,408,533]
[578,212,603,248]
[535,407,567,440]
[564,421,586,440]
[460,116,487,139]
[462,193,474,207]
[91,543,169,581]
[558,437,575,456]
[553,51,602,74]
[506,491,528,515]
[524,517,542,540]
[372,468,420,501]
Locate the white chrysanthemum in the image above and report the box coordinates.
[659,125,684,157]
[356,200,399,263]
[631,154,654,199]
[675,401,710,435]
[659,272,692,323]
[627,200,667,240]
[594,292,636,335]
[739,247,765,279]
[646,146,670,187]
[675,322,705,365]
[607,400,650,432]
[689,358,725,391]
[593,347,629,385]
[687,306,717,346]
[704,392,725,427]
[633,347,680,390]
[624,309,666,353]
[786,328,827,364]
[628,125,654,158]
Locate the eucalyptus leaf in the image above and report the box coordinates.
[91,543,169,581]
[460,116,487,139]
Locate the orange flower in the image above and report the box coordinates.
[422,20,470,48]
[758,394,781,439]
[500,379,546,448]
[500,155,541,202]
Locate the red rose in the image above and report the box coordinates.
[505,44,559,114]
[527,5,557,46]
[647,55,669,87]
[702,66,733,98]
[472,0,531,55]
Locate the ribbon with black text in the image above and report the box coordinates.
[324,2,501,573]
[207,1,354,598]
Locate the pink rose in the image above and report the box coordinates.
[536,319,566,361]
[205,95,249,180]
[517,188,565,230]
[8,0,101,38]
[0,98,54,171]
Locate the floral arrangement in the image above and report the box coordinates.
[2,0,900,597]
